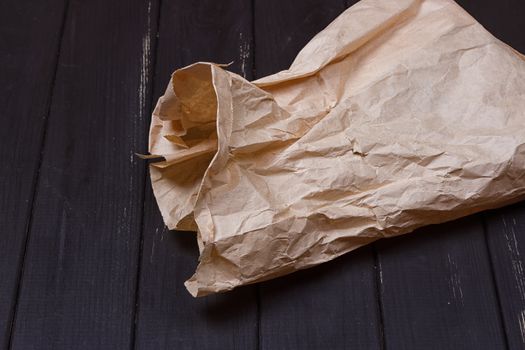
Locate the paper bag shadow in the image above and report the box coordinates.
[167,200,524,320]
[166,230,258,324]
[169,228,377,316]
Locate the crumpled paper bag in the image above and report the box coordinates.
[146,0,525,297]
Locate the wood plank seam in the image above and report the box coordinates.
[482,215,512,350]
[256,284,262,350]
[129,1,162,349]
[5,1,71,348]
[250,0,258,81]
[373,246,387,350]
[250,0,263,348]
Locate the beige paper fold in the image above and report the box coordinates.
[148,0,525,296]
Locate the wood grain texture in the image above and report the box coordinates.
[254,1,382,349]
[134,1,258,349]
[8,0,158,348]
[485,204,525,349]
[377,217,507,349]
[0,0,66,347]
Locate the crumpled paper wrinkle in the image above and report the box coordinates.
[147,0,525,296]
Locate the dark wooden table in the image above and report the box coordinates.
[2,0,525,349]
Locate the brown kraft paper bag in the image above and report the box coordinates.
[146,0,525,296]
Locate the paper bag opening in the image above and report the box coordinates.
[148,63,225,234]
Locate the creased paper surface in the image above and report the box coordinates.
[147,0,525,296]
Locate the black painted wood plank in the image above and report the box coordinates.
[8,0,158,348]
[254,1,382,349]
[376,1,525,349]
[372,0,525,349]
[455,2,525,349]
[0,0,66,347]
[377,217,507,349]
[458,0,525,54]
[485,203,525,350]
[254,0,351,78]
[134,1,258,349]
